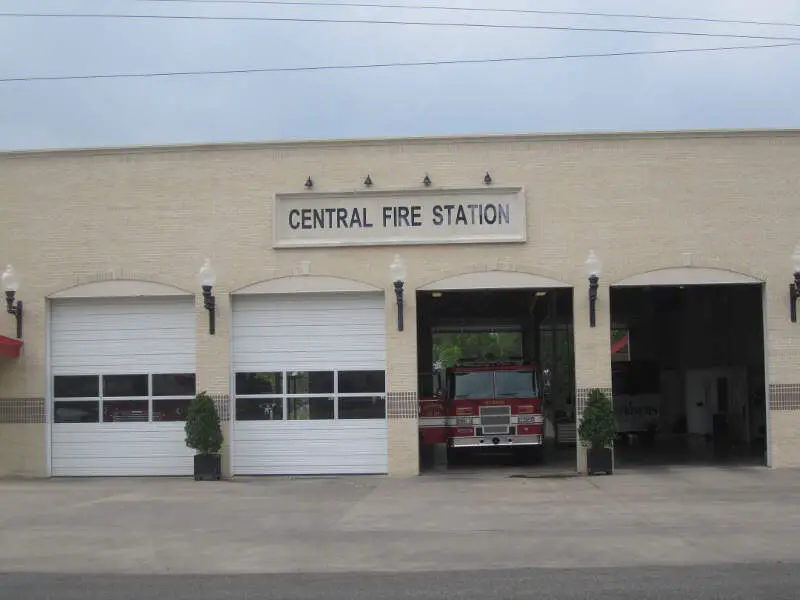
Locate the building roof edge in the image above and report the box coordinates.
[2,127,799,159]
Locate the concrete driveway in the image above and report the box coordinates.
[1,466,799,575]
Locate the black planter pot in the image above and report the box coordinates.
[587,446,613,475]
[194,453,222,481]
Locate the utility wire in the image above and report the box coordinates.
[4,12,800,43]
[132,0,800,30]
[2,42,798,83]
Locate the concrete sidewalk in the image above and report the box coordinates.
[1,466,799,575]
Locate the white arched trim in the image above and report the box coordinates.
[233,275,382,295]
[49,279,193,299]
[419,270,571,291]
[613,267,763,287]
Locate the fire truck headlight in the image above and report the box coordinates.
[517,415,536,424]
[455,416,472,425]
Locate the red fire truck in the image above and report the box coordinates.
[419,359,546,464]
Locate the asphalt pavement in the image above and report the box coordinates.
[2,563,799,599]
[2,466,800,598]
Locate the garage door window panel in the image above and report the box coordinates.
[287,397,335,420]
[54,400,100,423]
[153,373,196,397]
[236,398,284,421]
[287,371,334,394]
[338,370,386,394]
[339,396,386,419]
[103,374,148,398]
[54,375,100,398]
[103,400,149,422]
[152,398,192,422]
[236,372,283,395]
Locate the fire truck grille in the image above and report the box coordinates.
[483,425,509,435]
[479,406,511,434]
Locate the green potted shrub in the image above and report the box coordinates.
[184,391,223,481]
[578,388,616,475]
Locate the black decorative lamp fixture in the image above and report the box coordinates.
[198,258,217,335]
[422,174,432,187]
[483,172,493,185]
[585,250,602,328]
[304,176,313,189]
[389,254,408,332]
[1,264,23,339]
[364,174,373,187]
[790,243,800,323]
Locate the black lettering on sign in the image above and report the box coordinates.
[484,203,497,224]
[442,204,455,225]
[397,206,411,227]
[324,208,335,227]
[431,205,443,226]
[336,208,348,228]
[411,205,422,227]
[289,201,512,231]
[467,204,481,225]
[362,208,374,228]
[349,207,363,228]
[498,203,510,224]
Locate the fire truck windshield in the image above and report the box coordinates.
[495,370,537,398]
[452,369,538,400]
[452,371,493,399]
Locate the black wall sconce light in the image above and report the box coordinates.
[585,250,602,328]
[790,243,800,323]
[364,174,373,187]
[389,254,408,332]
[423,174,432,187]
[198,258,217,335]
[1,265,23,339]
[483,172,493,185]
[304,176,313,189]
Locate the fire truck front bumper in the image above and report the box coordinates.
[451,434,543,448]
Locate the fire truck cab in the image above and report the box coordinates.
[420,359,546,465]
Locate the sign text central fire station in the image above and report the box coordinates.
[273,187,527,248]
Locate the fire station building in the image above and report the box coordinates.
[0,127,799,479]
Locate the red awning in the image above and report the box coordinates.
[0,335,22,358]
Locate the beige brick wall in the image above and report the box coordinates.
[1,129,799,475]
[768,412,800,468]
[0,424,46,477]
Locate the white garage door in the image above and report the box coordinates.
[232,292,388,475]
[50,297,197,476]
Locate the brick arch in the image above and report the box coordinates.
[613,266,763,287]
[48,279,193,298]
[232,274,382,295]
[419,269,572,291]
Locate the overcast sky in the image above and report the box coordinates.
[1,0,799,151]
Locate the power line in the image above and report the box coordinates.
[4,12,800,43]
[132,0,800,30]
[2,42,797,83]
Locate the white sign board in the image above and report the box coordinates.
[273,187,527,248]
